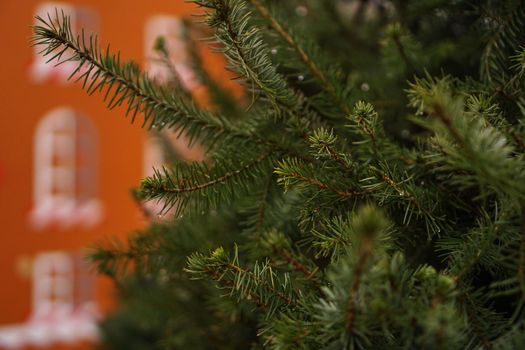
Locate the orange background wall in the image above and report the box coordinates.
[0,0,203,327]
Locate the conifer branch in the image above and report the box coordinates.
[181,19,241,117]
[255,175,273,233]
[390,25,413,69]
[347,101,380,148]
[31,12,243,147]
[246,0,350,115]
[186,247,299,315]
[202,267,270,309]
[33,2,525,348]
[146,151,271,194]
[325,145,352,171]
[272,246,314,279]
[480,5,525,84]
[288,172,370,199]
[275,163,371,200]
[275,157,374,201]
[226,262,295,306]
[346,235,373,334]
[379,173,434,220]
[316,206,392,346]
[408,76,525,202]
[449,244,484,284]
[141,148,276,214]
[308,128,353,171]
[429,102,467,150]
[519,208,525,299]
[312,222,351,261]
[510,130,525,152]
[460,293,494,349]
[192,0,303,111]
[257,230,320,286]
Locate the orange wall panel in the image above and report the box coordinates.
[0,0,223,348]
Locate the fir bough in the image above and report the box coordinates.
[31,0,525,349]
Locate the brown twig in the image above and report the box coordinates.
[346,236,373,334]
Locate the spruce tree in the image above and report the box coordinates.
[31,0,525,349]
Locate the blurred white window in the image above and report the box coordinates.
[31,107,102,229]
[144,15,197,89]
[30,2,99,84]
[32,252,74,319]
[0,251,99,349]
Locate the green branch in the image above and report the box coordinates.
[275,158,372,200]
[31,11,243,147]
[346,236,372,334]
[286,172,370,199]
[141,148,275,214]
[186,247,299,316]
[308,128,353,171]
[192,0,303,110]
[144,151,271,194]
[246,0,350,115]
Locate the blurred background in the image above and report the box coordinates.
[0,0,232,348]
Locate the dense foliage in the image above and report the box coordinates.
[32,0,525,349]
